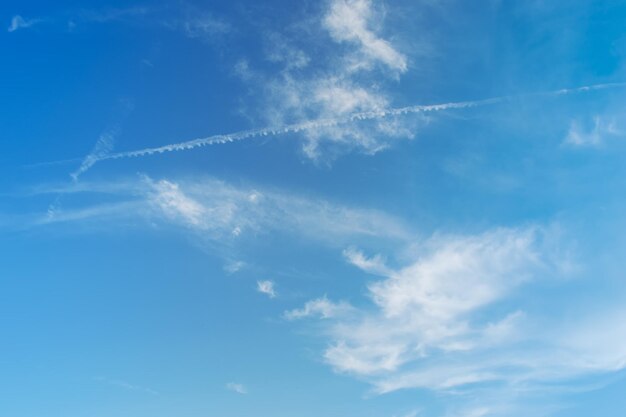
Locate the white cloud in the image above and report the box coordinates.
[287,223,626,415]
[564,115,620,147]
[313,81,387,114]
[147,178,208,228]
[226,382,247,394]
[257,280,277,298]
[343,247,391,276]
[367,228,540,320]
[8,15,42,32]
[286,227,568,385]
[323,0,408,72]
[230,0,414,162]
[285,296,354,320]
[257,73,417,161]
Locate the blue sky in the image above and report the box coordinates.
[2,1,626,416]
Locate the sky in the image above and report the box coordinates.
[2,1,626,416]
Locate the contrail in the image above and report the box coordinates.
[69,99,134,181]
[70,131,116,181]
[23,157,84,169]
[99,97,498,161]
[79,82,626,170]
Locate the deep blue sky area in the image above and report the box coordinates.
[3,1,626,417]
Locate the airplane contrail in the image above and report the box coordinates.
[71,131,116,181]
[78,82,626,170]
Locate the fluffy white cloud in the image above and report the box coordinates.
[237,0,417,161]
[323,0,407,72]
[260,74,415,160]
[257,280,277,298]
[285,225,626,399]
[367,229,539,320]
[313,80,387,115]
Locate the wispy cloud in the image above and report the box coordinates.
[263,32,310,70]
[141,176,411,245]
[226,382,247,394]
[77,6,151,23]
[343,247,391,276]
[564,115,620,147]
[7,15,43,32]
[7,5,230,40]
[147,178,207,228]
[224,260,246,274]
[257,280,277,298]
[44,101,133,221]
[28,175,411,247]
[40,200,144,226]
[94,376,158,395]
[180,14,231,39]
[285,296,354,320]
[8,7,152,33]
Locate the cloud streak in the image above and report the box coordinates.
[30,175,411,247]
[7,15,42,32]
[94,377,158,395]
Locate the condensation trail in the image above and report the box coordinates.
[86,82,626,167]
[70,131,116,181]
